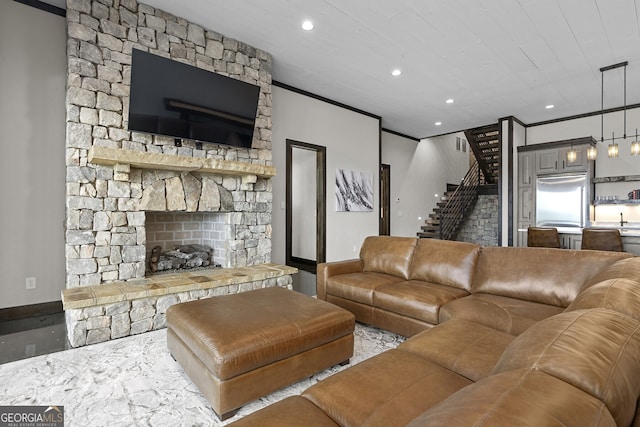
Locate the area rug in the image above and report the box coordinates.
[0,323,404,426]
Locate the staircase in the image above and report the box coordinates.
[417,183,455,238]
[464,124,500,184]
[418,162,483,239]
[418,123,500,240]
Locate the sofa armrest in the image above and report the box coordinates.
[316,259,364,300]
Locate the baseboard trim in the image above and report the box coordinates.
[0,301,63,322]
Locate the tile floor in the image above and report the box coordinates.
[0,312,70,365]
[0,320,404,426]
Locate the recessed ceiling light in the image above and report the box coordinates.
[545,104,555,109]
[391,69,402,77]
[301,20,314,31]
[435,122,442,126]
[446,99,454,104]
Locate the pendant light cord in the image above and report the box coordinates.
[601,71,604,143]
[624,64,627,139]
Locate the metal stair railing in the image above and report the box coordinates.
[439,161,482,240]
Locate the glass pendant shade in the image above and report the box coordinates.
[608,142,619,158]
[586,145,597,160]
[567,148,577,163]
[631,140,640,156]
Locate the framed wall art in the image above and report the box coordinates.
[335,169,374,212]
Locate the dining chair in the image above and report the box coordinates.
[581,228,624,252]
[527,227,561,248]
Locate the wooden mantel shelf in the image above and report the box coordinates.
[88,146,276,178]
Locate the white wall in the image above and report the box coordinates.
[271,86,381,264]
[381,131,469,237]
[0,2,66,308]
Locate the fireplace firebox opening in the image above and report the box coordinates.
[145,212,226,274]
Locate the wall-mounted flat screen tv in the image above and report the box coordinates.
[128,49,260,149]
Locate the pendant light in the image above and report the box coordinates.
[567,146,577,163]
[597,61,639,160]
[631,129,640,156]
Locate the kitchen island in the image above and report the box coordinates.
[517,226,640,255]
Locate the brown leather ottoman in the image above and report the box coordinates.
[166,286,355,420]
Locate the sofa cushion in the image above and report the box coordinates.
[472,247,631,307]
[302,349,472,427]
[439,293,564,335]
[227,396,339,427]
[360,236,417,279]
[577,256,640,291]
[399,319,514,382]
[409,239,480,292]
[374,280,468,324]
[567,278,640,320]
[493,309,640,427]
[326,272,405,305]
[406,369,616,427]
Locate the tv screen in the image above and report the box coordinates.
[128,49,260,148]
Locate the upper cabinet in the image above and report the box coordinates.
[518,151,535,186]
[535,145,589,175]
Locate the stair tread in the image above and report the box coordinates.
[417,233,439,239]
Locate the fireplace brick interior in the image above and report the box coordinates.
[146,212,226,270]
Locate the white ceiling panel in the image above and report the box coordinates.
[134,0,640,138]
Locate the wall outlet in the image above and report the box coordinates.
[25,277,36,290]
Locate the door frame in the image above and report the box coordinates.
[286,139,326,273]
[380,163,390,235]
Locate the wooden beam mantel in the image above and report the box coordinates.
[88,146,276,178]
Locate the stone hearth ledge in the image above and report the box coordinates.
[88,146,277,180]
[63,264,298,347]
[62,263,297,310]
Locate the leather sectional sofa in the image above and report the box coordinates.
[230,236,640,426]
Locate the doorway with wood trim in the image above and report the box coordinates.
[286,139,326,276]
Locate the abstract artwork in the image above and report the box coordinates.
[335,169,374,212]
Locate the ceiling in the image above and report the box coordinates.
[46,0,640,139]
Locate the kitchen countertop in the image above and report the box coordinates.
[518,226,640,237]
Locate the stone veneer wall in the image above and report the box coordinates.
[456,195,499,246]
[64,0,273,288]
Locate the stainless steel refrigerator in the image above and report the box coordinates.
[536,174,589,228]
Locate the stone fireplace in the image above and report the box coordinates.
[62,0,296,347]
[81,145,277,276]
